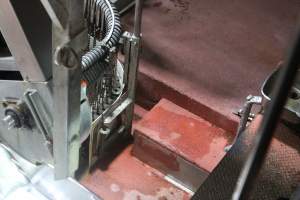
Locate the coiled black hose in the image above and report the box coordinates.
[82,0,122,82]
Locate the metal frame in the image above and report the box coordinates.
[50,0,87,179]
[0,0,88,179]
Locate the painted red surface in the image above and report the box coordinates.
[134,99,233,173]
[123,0,300,133]
[81,145,191,200]
[136,72,239,134]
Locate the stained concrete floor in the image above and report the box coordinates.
[82,1,300,199]
[123,0,300,132]
[82,144,191,200]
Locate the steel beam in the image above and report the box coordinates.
[0,0,52,81]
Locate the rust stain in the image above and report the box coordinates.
[123,187,186,200]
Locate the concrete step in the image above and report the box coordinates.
[132,99,234,192]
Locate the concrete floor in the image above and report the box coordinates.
[123,0,300,132]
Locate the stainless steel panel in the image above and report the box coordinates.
[0,80,53,164]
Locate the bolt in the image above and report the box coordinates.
[3,104,26,129]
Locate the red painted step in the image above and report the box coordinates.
[81,105,191,200]
[132,99,234,191]
[82,145,191,200]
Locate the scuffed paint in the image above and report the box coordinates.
[169,132,181,140]
[123,187,185,200]
[110,184,121,193]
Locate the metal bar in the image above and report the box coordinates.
[92,91,129,127]
[24,90,52,141]
[52,0,87,179]
[40,0,68,30]
[124,35,141,130]
[133,0,143,36]
[119,2,135,15]
[0,57,17,71]
[104,98,132,125]
[53,46,81,179]
[120,0,143,132]
[122,32,132,86]
[232,26,300,200]
[116,0,143,133]
[112,0,135,14]
[0,0,52,81]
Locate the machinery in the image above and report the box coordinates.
[0,0,142,199]
[0,0,299,199]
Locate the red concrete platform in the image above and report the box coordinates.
[132,99,234,191]
[123,0,300,133]
[81,145,191,200]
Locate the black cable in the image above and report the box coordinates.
[232,25,300,200]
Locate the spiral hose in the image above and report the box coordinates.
[82,0,122,83]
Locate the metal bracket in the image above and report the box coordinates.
[24,90,53,141]
[226,95,262,152]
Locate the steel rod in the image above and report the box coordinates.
[232,25,300,200]
[133,0,143,36]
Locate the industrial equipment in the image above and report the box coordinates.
[0,0,299,199]
[0,0,142,199]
